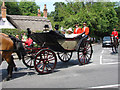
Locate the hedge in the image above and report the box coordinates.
[0,28,26,39]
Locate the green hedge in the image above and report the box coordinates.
[0,28,26,39]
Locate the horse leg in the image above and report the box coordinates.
[11,55,17,71]
[5,55,15,81]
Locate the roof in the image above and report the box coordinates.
[1,15,52,31]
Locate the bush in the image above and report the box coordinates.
[0,28,26,39]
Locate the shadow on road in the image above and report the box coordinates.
[1,67,36,81]
[55,59,93,69]
[110,52,118,55]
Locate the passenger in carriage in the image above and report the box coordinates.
[60,27,66,35]
[67,28,73,34]
[54,24,61,34]
[82,22,89,35]
[25,37,33,47]
[65,28,74,38]
[61,29,66,35]
[73,24,82,34]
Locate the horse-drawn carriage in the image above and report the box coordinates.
[0,30,93,80]
[22,30,93,74]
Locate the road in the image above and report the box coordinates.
[0,43,119,89]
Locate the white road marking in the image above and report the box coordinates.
[90,84,120,89]
[102,62,120,65]
[100,50,104,64]
[100,47,119,65]
[100,55,102,64]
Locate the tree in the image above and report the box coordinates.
[19,0,40,16]
[49,2,118,38]
[5,1,22,15]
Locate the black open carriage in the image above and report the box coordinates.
[22,30,93,74]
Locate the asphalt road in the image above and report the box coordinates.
[0,43,119,89]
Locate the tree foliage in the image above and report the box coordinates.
[0,0,40,16]
[19,0,39,16]
[49,2,119,37]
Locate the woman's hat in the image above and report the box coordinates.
[83,22,87,25]
[67,28,73,32]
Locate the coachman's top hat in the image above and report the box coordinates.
[44,25,49,29]
[55,24,59,30]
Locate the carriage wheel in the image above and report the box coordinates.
[34,49,57,74]
[57,52,72,62]
[22,52,35,68]
[78,40,93,65]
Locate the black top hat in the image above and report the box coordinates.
[55,24,59,30]
[27,28,31,38]
[44,25,49,28]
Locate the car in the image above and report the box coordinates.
[102,36,112,47]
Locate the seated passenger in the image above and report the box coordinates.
[82,22,89,35]
[65,28,81,38]
[60,27,66,35]
[25,37,33,46]
[73,24,82,34]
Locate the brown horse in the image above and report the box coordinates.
[111,35,118,53]
[0,33,26,81]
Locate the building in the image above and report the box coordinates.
[0,1,52,31]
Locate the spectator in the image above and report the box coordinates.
[22,33,27,42]
[15,35,19,39]
[25,37,33,46]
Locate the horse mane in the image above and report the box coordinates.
[0,33,9,38]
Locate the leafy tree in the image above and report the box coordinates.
[19,0,40,16]
[49,2,118,38]
[5,1,22,15]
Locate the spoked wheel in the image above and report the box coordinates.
[22,52,35,68]
[22,46,40,68]
[57,52,72,62]
[34,49,57,74]
[78,40,93,65]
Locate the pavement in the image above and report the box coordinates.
[0,43,119,89]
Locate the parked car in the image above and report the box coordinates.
[102,36,112,47]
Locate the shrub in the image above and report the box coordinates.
[0,28,26,39]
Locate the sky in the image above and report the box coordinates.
[35,0,66,13]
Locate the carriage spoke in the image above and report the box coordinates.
[42,64,46,73]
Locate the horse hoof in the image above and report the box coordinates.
[3,77,12,81]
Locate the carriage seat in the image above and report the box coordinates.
[65,34,80,38]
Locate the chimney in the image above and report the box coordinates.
[38,8,41,16]
[1,1,6,18]
[43,4,47,18]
